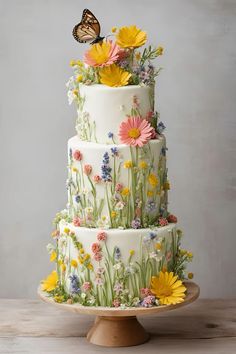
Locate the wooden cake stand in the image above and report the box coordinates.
[38,281,200,347]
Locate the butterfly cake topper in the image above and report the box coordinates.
[72,9,104,44]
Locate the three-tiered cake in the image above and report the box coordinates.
[41,19,193,308]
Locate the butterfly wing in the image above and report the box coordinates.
[72,9,101,43]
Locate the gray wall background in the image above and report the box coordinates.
[0,0,236,298]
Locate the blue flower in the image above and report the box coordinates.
[74,195,81,203]
[131,218,141,229]
[149,232,157,240]
[161,146,168,156]
[108,132,114,139]
[114,246,121,261]
[157,121,166,134]
[146,200,157,213]
[111,147,118,156]
[101,152,112,182]
[69,275,80,294]
[102,152,109,164]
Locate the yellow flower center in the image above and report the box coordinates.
[128,128,141,139]
[160,286,172,297]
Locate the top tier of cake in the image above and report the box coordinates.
[76,84,153,144]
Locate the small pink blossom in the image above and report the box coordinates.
[145,110,154,122]
[158,217,169,227]
[166,251,172,262]
[167,214,178,223]
[93,175,102,183]
[96,267,105,275]
[115,183,123,192]
[82,282,91,292]
[97,231,107,242]
[93,252,103,262]
[73,217,81,227]
[132,95,140,108]
[112,299,121,307]
[73,150,83,161]
[95,277,104,285]
[150,127,158,139]
[84,164,92,176]
[140,288,153,298]
[119,116,153,147]
[91,242,101,254]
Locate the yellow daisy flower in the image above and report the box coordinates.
[151,271,186,305]
[148,173,158,187]
[50,250,57,262]
[121,187,130,197]
[139,160,147,169]
[61,263,66,272]
[41,271,58,292]
[111,211,117,218]
[99,64,131,87]
[116,25,147,48]
[76,75,83,83]
[70,259,78,268]
[147,190,154,197]
[156,46,164,55]
[124,160,133,168]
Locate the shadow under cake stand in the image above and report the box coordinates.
[38,281,200,347]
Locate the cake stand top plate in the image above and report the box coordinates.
[38,281,200,317]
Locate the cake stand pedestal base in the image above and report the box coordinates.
[87,315,149,347]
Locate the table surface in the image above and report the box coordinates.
[0,298,235,354]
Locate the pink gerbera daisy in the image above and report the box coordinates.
[119,116,153,147]
[84,40,122,67]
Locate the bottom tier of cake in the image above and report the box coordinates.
[43,220,192,307]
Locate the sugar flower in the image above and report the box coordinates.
[157,121,166,134]
[113,299,121,307]
[115,183,123,192]
[131,218,141,229]
[151,271,186,305]
[70,259,78,268]
[99,64,131,87]
[73,150,83,161]
[82,281,91,292]
[158,217,169,227]
[97,231,107,242]
[69,274,80,294]
[101,152,112,182]
[91,242,101,254]
[93,175,102,183]
[114,246,121,261]
[84,40,121,67]
[140,288,153,298]
[116,25,147,48]
[167,214,178,223]
[124,160,132,168]
[84,164,92,176]
[140,295,156,308]
[148,173,158,187]
[119,116,153,147]
[73,216,81,227]
[41,271,58,292]
[93,252,103,262]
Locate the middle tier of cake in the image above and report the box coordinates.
[67,136,169,229]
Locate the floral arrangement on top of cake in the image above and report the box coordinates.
[69,10,163,87]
